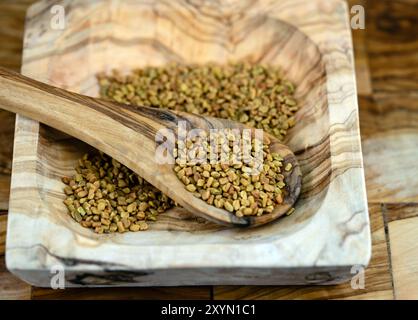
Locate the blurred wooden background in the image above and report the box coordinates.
[1,0,417,299]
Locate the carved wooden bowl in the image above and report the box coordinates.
[6,0,371,286]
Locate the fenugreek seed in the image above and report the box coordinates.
[185,167,193,176]
[224,202,234,212]
[74,212,82,222]
[233,200,241,211]
[206,176,214,188]
[286,207,295,216]
[117,221,125,232]
[130,224,140,232]
[64,186,73,195]
[101,218,111,226]
[122,187,130,194]
[186,184,196,192]
[211,171,221,178]
[138,221,149,230]
[118,179,127,188]
[240,178,249,186]
[127,202,137,213]
[219,177,229,185]
[240,190,247,199]
[138,202,148,211]
[121,218,131,229]
[77,190,87,198]
[222,183,231,193]
[277,181,286,188]
[265,206,274,213]
[285,163,293,172]
[63,198,73,206]
[201,190,210,201]
[207,195,214,205]
[264,184,275,192]
[77,207,86,216]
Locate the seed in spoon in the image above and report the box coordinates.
[173,129,291,217]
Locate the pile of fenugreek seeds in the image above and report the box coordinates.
[62,153,174,234]
[62,62,298,233]
[173,131,291,217]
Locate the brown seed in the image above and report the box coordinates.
[201,190,210,201]
[64,186,73,195]
[117,221,125,232]
[130,224,141,232]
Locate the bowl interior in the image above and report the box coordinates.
[35,7,330,245]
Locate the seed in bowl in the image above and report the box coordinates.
[62,152,174,234]
[62,62,298,232]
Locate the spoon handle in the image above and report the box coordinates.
[0,65,181,152]
[0,67,250,226]
[0,66,179,178]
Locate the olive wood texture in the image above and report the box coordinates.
[6,0,370,287]
[0,67,301,227]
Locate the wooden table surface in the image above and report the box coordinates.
[0,0,417,300]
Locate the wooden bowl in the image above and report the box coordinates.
[6,0,370,286]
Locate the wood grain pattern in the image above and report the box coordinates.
[6,0,370,287]
[0,214,6,255]
[366,0,418,96]
[0,0,35,210]
[384,203,418,223]
[362,0,418,203]
[0,111,14,210]
[388,213,418,299]
[0,259,32,300]
[32,286,211,300]
[214,204,393,300]
[0,215,32,300]
[0,0,35,71]
[0,176,11,211]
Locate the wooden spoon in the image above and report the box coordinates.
[0,67,301,227]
